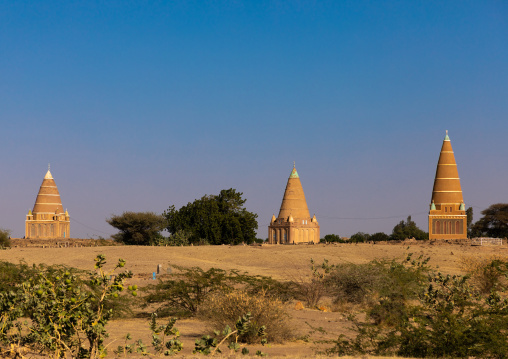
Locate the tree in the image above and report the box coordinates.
[107,212,165,245]
[350,232,370,243]
[0,228,11,248]
[390,216,428,241]
[164,189,258,245]
[466,207,473,228]
[321,234,343,243]
[471,203,508,238]
[370,232,390,242]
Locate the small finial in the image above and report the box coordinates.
[293,161,295,168]
[444,130,450,141]
[48,163,50,171]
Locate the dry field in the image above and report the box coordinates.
[1,242,507,357]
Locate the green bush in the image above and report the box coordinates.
[325,254,429,311]
[327,258,508,358]
[0,261,38,292]
[0,229,11,248]
[0,255,134,358]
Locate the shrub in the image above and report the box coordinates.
[326,255,429,310]
[0,255,134,358]
[194,313,267,355]
[0,229,11,248]
[144,266,294,317]
[0,261,38,292]
[327,258,508,358]
[326,262,382,305]
[292,259,335,307]
[460,255,508,294]
[198,291,293,344]
[155,230,191,246]
[144,266,234,317]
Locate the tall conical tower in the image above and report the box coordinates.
[25,166,70,239]
[428,131,467,240]
[268,164,320,244]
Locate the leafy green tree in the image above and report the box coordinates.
[466,206,473,228]
[471,203,508,238]
[350,232,370,243]
[107,211,165,245]
[390,216,428,241]
[0,228,11,248]
[164,189,258,245]
[369,232,389,242]
[321,234,343,243]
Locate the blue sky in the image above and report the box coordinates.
[1,1,507,239]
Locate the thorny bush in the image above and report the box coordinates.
[143,265,294,317]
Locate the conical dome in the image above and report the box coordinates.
[431,131,464,205]
[277,166,311,220]
[32,169,65,215]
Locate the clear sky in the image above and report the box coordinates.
[1,1,507,239]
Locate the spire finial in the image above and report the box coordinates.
[48,163,50,171]
[293,161,295,168]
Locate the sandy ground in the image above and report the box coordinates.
[1,242,507,357]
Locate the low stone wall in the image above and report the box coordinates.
[9,238,121,248]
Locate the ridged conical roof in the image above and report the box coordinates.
[431,131,464,205]
[277,166,311,220]
[32,169,65,214]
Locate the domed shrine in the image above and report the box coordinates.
[268,164,320,244]
[25,167,70,239]
[428,131,467,240]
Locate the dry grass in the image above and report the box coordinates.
[198,290,294,343]
[459,254,508,293]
